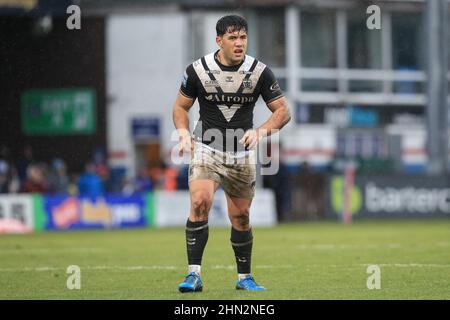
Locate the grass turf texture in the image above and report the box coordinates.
[0,220,449,299]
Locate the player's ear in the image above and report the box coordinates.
[216,36,223,48]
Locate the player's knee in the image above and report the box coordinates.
[191,191,212,215]
[233,208,250,229]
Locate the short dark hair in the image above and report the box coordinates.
[216,15,248,36]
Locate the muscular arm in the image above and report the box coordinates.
[257,96,291,136]
[173,92,195,132]
[240,66,291,149]
[173,92,195,154]
[240,97,291,149]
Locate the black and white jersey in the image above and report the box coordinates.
[180,50,284,152]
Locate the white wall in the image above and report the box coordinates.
[386,125,427,166]
[107,13,187,175]
[154,189,277,227]
[283,125,337,166]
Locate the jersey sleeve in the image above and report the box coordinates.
[260,67,284,104]
[179,64,197,99]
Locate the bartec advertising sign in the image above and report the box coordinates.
[329,175,450,218]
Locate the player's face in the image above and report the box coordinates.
[217,28,247,65]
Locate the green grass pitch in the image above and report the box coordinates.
[0,220,449,299]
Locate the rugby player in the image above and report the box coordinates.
[172,14,291,292]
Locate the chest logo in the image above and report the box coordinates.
[204,80,220,88]
[242,79,253,89]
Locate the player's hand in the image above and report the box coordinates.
[239,129,261,150]
[178,129,194,157]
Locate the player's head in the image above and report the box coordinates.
[216,15,248,65]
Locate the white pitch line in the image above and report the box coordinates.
[1,263,449,273]
[0,248,106,254]
[366,263,450,268]
[34,267,59,271]
[294,243,450,250]
[87,265,178,270]
[210,265,294,270]
[0,265,181,272]
[295,244,403,250]
[0,265,293,272]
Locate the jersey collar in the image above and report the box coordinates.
[214,50,245,71]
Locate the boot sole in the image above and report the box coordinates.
[179,286,203,293]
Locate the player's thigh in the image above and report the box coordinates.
[226,193,253,216]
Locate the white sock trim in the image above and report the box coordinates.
[188,265,201,275]
[238,273,250,280]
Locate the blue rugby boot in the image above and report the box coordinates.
[236,275,266,291]
[178,272,203,293]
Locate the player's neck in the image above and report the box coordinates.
[216,50,243,67]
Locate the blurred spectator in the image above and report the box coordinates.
[0,147,16,194]
[22,164,48,193]
[163,166,178,191]
[107,167,127,193]
[122,166,154,195]
[68,173,79,195]
[149,161,165,189]
[47,158,69,194]
[148,159,179,191]
[78,162,104,197]
[0,145,12,165]
[8,166,20,194]
[134,166,153,193]
[17,145,35,183]
[176,164,189,190]
[0,160,10,193]
[93,148,112,192]
[93,148,109,180]
[292,161,326,220]
[121,176,135,195]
